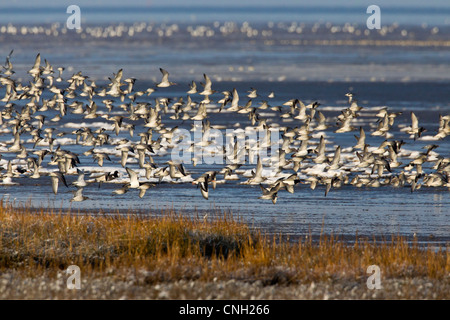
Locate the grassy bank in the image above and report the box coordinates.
[0,201,448,299]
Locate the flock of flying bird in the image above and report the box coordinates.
[0,51,449,204]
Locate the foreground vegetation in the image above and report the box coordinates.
[0,201,448,299]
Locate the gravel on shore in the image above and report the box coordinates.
[1,271,448,299]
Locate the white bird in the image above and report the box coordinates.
[156,68,176,87]
[70,187,89,202]
[199,179,209,200]
[315,111,328,131]
[354,127,366,149]
[49,171,68,195]
[125,167,140,188]
[405,112,426,140]
[313,135,327,164]
[8,132,21,152]
[138,182,156,198]
[227,88,240,112]
[167,161,188,180]
[28,53,42,76]
[112,184,130,195]
[106,69,124,97]
[245,156,265,184]
[2,50,14,76]
[72,169,88,187]
[247,88,258,98]
[258,183,279,204]
[187,80,197,94]
[326,145,341,170]
[191,103,207,120]
[199,73,215,95]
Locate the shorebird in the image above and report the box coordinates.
[335,116,355,133]
[56,67,64,82]
[371,114,390,136]
[156,68,176,88]
[245,156,265,184]
[199,73,216,95]
[118,146,134,168]
[371,157,391,177]
[111,115,126,136]
[315,111,328,131]
[187,80,197,94]
[199,178,209,200]
[322,176,340,197]
[326,145,341,170]
[49,171,68,195]
[294,100,308,121]
[292,139,309,158]
[2,50,14,76]
[387,145,402,168]
[193,171,217,189]
[353,127,366,150]
[84,101,100,119]
[144,107,162,128]
[124,78,136,94]
[191,103,207,120]
[435,115,450,139]
[227,88,240,112]
[72,169,88,187]
[218,90,231,111]
[8,132,22,152]
[258,183,279,204]
[137,182,156,198]
[167,161,188,180]
[42,59,54,75]
[92,152,112,167]
[313,135,327,164]
[106,69,124,97]
[247,88,258,98]
[404,112,426,140]
[112,184,130,195]
[348,100,362,113]
[70,187,89,202]
[125,167,140,188]
[345,92,354,103]
[89,170,119,188]
[356,145,375,168]
[28,53,42,77]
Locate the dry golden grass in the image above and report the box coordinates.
[0,200,448,289]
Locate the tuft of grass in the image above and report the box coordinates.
[0,200,448,286]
